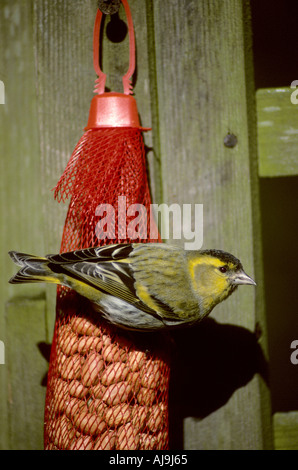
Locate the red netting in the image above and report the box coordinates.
[54,128,158,249]
[44,127,170,450]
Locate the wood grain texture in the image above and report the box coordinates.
[257,87,298,177]
[33,0,157,326]
[151,0,272,449]
[5,298,48,450]
[0,0,47,449]
[0,0,274,450]
[33,0,96,334]
[273,412,298,450]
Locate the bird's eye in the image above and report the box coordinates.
[219,266,227,273]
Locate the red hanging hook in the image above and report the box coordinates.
[85,0,150,130]
[93,0,135,95]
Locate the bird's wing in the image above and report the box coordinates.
[46,244,158,316]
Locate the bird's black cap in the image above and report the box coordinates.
[200,249,243,271]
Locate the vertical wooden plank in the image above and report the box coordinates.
[0,0,158,450]
[5,299,48,450]
[273,412,298,450]
[33,0,155,253]
[256,87,298,177]
[33,0,96,333]
[34,0,96,201]
[151,0,272,449]
[33,0,158,326]
[0,0,48,449]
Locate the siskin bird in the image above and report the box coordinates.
[8,243,256,331]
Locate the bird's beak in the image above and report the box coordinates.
[233,270,256,286]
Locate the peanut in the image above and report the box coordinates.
[155,430,168,449]
[88,398,107,418]
[102,381,132,406]
[101,334,112,348]
[69,435,94,450]
[68,379,89,399]
[131,405,148,431]
[65,397,88,421]
[72,410,106,436]
[59,354,84,381]
[102,343,127,363]
[70,316,102,336]
[93,430,116,450]
[54,415,75,449]
[127,350,146,372]
[57,325,79,356]
[101,362,129,386]
[105,403,131,427]
[140,361,161,389]
[77,335,103,354]
[80,352,104,387]
[137,387,155,406]
[127,371,141,395]
[117,422,139,450]
[51,378,70,414]
[56,350,68,376]
[147,404,165,433]
[90,382,107,399]
[139,433,158,450]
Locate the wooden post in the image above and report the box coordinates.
[0,0,48,449]
[148,0,272,449]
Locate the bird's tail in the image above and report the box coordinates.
[8,251,58,284]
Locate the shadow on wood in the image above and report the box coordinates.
[168,317,269,449]
[37,313,269,450]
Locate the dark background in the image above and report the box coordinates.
[251,0,298,413]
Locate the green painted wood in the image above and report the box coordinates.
[0,0,48,450]
[5,298,48,450]
[33,0,159,327]
[0,0,158,451]
[1,0,274,450]
[151,0,272,449]
[257,87,298,177]
[273,412,298,450]
[33,0,96,332]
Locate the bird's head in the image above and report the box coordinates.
[187,249,256,313]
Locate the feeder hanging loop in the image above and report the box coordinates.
[93,0,135,95]
[86,0,150,130]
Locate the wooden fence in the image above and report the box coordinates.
[1,0,297,450]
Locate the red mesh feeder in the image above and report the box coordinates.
[44,1,170,451]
